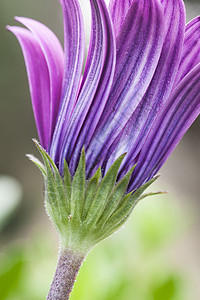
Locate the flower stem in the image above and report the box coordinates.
[47,249,85,300]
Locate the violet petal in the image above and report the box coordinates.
[58,0,116,174]
[175,16,200,84]
[15,17,64,149]
[130,63,200,191]
[86,0,165,176]
[109,0,133,37]
[105,0,186,178]
[50,0,85,164]
[7,26,51,149]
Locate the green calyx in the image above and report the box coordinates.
[28,140,161,255]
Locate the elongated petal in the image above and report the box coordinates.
[107,0,186,178]
[7,26,51,149]
[175,16,200,84]
[86,0,165,176]
[109,0,133,37]
[58,0,116,174]
[50,0,85,163]
[129,63,200,191]
[15,17,64,149]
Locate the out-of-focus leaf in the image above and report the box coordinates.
[0,248,26,299]
[152,276,180,300]
[0,176,22,230]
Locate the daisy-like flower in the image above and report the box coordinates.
[8,0,200,299]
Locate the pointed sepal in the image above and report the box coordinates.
[84,154,126,228]
[71,148,86,224]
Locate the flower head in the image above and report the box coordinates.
[8,0,200,188]
[7,0,200,250]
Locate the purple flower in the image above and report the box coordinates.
[8,0,200,192]
[8,2,200,296]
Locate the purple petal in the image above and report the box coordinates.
[15,17,64,149]
[7,26,51,149]
[50,0,85,164]
[109,0,133,37]
[106,0,186,178]
[129,62,200,191]
[175,16,200,84]
[86,0,165,176]
[58,0,116,174]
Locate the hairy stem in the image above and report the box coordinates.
[47,249,85,300]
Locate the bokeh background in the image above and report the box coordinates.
[0,0,200,299]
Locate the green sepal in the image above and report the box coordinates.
[84,154,126,228]
[97,165,136,229]
[94,175,160,242]
[30,140,162,254]
[26,154,46,176]
[82,167,101,221]
[138,190,167,201]
[33,139,69,234]
[63,160,72,213]
[71,148,85,223]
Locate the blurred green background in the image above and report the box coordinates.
[0,0,200,299]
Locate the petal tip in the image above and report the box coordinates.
[14,16,21,21]
[6,25,12,31]
[6,25,18,34]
